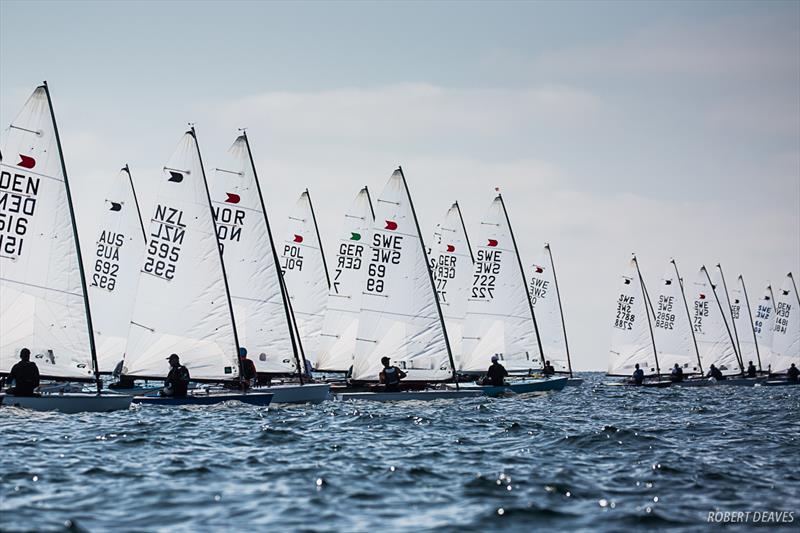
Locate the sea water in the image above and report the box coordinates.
[1,373,798,532]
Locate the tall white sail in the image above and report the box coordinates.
[352,168,452,382]
[529,244,571,373]
[430,203,474,367]
[124,130,239,380]
[210,135,297,374]
[607,257,657,376]
[315,187,374,372]
[689,266,741,376]
[280,190,329,364]
[87,166,146,372]
[770,273,799,373]
[0,84,95,379]
[650,260,701,375]
[461,195,543,372]
[752,285,776,371]
[730,275,760,370]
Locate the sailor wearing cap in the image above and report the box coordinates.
[484,354,508,387]
[161,353,190,398]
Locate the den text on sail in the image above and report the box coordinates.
[0,169,39,259]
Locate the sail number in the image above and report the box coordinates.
[434,254,456,303]
[654,295,676,330]
[365,233,402,295]
[693,300,709,333]
[529,277,549,305]
[0,170,39,259]
[91,230,125,291]
[333,242,364,294]
[472,249,500,299]
[144,204,185,281]
[614,294,636,330]
[774,302,792,334]
[282,244,304,272]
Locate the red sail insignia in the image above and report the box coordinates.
[385,220,398,230]
[446,244,455,253]
[293,234,303,243]
[18,154,36,169]
[487,239,498,247]
[225,193,241,204]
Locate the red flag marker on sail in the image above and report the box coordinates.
[293,234,303,243]
[699,293,706,300]
[533,265,544,273]
[18,154,35,169]
[109,202,122,212]
[487,239,498,247]
[385,220,398,230]
[225,193,240,204]
[446,244,455,253]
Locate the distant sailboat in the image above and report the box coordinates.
[712,264,744,371]
[280,190,330,365]
[730,275,762,372]
[0,83,130,412]
[769,272,799,374]
[752,284,777,372]
[689,266,742,376]
[316,187,375,373]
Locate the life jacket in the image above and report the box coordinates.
[384,366,400,386]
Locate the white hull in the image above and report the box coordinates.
[335,390,483,402]
[0,393,132,413]
[258,383,330,404]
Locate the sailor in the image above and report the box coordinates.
[706,364,723,380]
[746,361,758,378]
[6,348,40,397]
[788,363,799,383]
[161,353,190,398]
[379,356,406,392]
[632,363,644,386]
[484,355,509,386]
[108,359,135,390]
[239,347,257,389]
[670,363,684,383]
[542,360,556,376]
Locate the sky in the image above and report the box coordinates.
[1,0,798,371]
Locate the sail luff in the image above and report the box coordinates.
[738,274,762,371]
[306,188,331,290]
[716,264,743,371]
[455,201,474,263]
[634,256,660,376]
[124,165,147,242]
[546,244,573,377]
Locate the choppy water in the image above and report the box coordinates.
[1,373,798,532]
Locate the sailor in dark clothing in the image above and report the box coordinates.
[485,355,509,386]
[746,361,758,378]
[379,356,406,392]
[108,359,135,390]
[542,360,556,376]
[788,363,799,383]
[161,353,190,398]
[239,347,257,389]
[706,364,723,380]
[670,363,684,383]
[632,363,644,386]
[6,348,39,397]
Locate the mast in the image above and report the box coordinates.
[738,275,762,372]
[283,278,308,383]
[43,81,102,394]
[673,259,703,374]
[633,255,660,377]
[455,201,474,263]
[305,188,331,289]
[122,164,147,242]
[790,272,800,305]
[363,185,376,220]
[240,131,305,383]
[716,264,743,372]
[190,125,243,384]
[397,166,458,386]
[702,265,742,375]
[546,243,573,378]
[498,194,546,368]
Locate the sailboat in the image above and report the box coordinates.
[768,273,799,376]
[752,284,776,372]
[529,243,582,385]
[315,187,375,375]
[0,83,131,412]
[209,133,329,404]
[337,168,481,401]
[121,128,272,406]
[88,165,146,373]
[729,275,763,373]
[279,190,330,366]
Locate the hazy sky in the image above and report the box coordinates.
[2,1,798,370]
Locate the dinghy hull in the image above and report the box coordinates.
[468,376,569,396]
[260,383,330,404]
[0,393,132,413]
[133,392,273,406]
[336,390,483,402]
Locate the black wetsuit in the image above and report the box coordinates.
[7,360,39,396]
[241,358,257,381]
[746,364,757,378]
[542,364,556,376]
[164,365,190,398]
[670,367,684,383]
[788,366,799,383]
[632,368,644,386]
[707,367,723,380]
[486,362,508,386]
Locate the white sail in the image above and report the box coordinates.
[770,273,799,373]
[461,195,543,372]
[730,275,760,370]
[0,85,95,379]
[430,203,474,367]
[279,190,329,364]
[351,168,452,382]
[315,187,374,372]
[752,285,776,371]
[87,166,146,372]
[210,135,297,374]
[124,131,239,380]
[650,261,701,375]
[607,257,657,376]
[689,266,740,375]
[529,245,570,373]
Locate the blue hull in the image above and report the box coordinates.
[480,376,568,396]
[133,392,273,406]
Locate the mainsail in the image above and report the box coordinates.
[649,260,701,375]
[280,190,329,363]
[689,266,741,376]
[711,264,743,369]
[770,273,799,373]
[461,194,544,372]
[529,244,572,374]
[351,168,453,382]
[752,285,776,371]
[88,166,146,372]
[607,256,658,376]
[315,187,375,372]
[210,134,299,374]
[430,202,474,368]
[124,130,240,380]
[730,275,760,371]
[0,83,98,382]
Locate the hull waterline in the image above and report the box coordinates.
[336,390,483,402]
[133,392,273,406]
[0,393,132,413]
[259,383,330,404]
